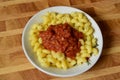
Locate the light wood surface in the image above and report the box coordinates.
[0,0,120,80]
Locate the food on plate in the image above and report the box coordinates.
[39,23,83,59]
[29,12,98,69]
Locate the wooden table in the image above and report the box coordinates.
[0,0,120,80]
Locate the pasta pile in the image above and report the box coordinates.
[29,12,98,69]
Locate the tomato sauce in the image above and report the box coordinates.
[39,23,83,59]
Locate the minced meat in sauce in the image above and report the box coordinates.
[39,23,83,59]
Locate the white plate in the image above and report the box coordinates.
[22,6,103,77]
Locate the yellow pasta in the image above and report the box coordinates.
[78,26,84,32]
[92,38,97,47]
[47,55,56,63]
[40,58,50,67]
[92,48,98,55]
[85,40,92,46]
[42,49,50,54]
[81,53,90,57]
[78,13,83,19]
[33,42,40,52]
[86,27,94,35]
[38,38,42,44]
[80,45,85,50]
[69,60,76,66]
[29,35,38,43]
[81,16,89,23]
[86,35,92,41]
[56,13,63,19]
[70,12,77,17]
[37,49,47,58]
[37,25,43,31]
[84,22,91,27]
[61,60,68,70]
[31,24,39,30]
[86,45,92,54]
[56,60,62,68]
[56,20,62,24]
[29,12,99,69]
[30,40,37,47]
[77,57,87,65]
[71,19,78,24]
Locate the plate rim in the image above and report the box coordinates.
[22,6,103,77]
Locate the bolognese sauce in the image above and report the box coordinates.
[39,23,83,59]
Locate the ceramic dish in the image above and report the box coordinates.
[22,6,103,77]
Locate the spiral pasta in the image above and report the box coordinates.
[29,12,99,69]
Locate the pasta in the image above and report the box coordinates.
[29,12,99,69]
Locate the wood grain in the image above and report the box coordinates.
[0,0,120,80]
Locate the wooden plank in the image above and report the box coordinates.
[51,66,120,80]
[0,0,42,7]
[0,11,37,21]
[0,21,6,32]
[0,0,120,80]
[0,34,22,50]
[0,51,119,76]
[48,0,71,6]
[0,28,23,37]
[0,63,34,75]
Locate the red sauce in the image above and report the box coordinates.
[39,23,83,59]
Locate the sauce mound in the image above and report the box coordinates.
[39,23,83,59]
